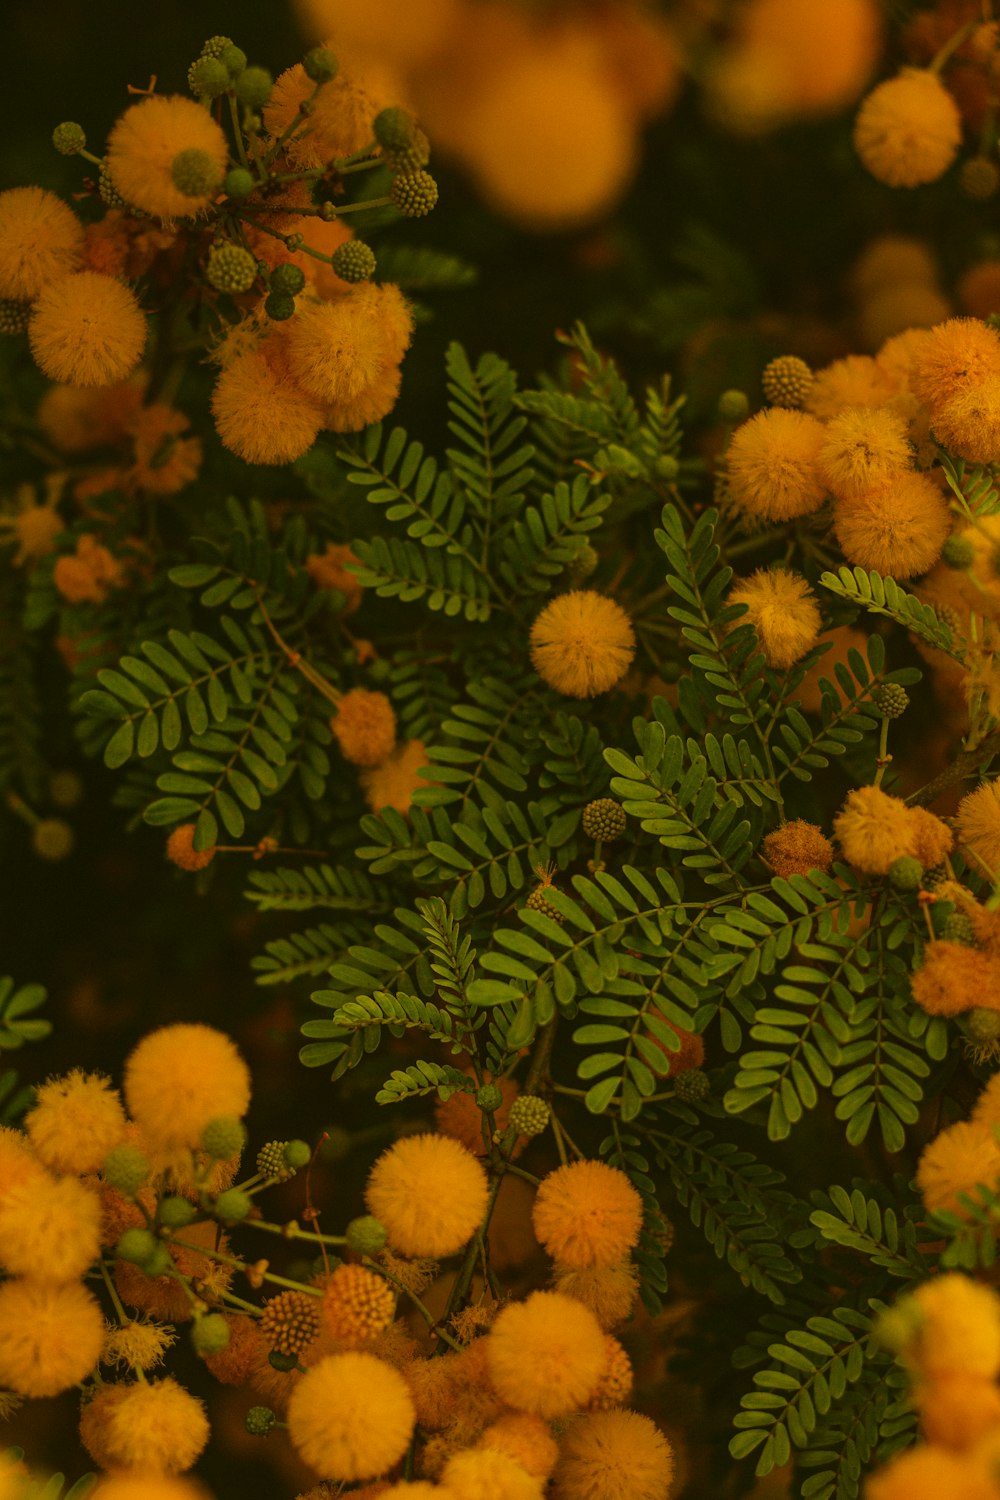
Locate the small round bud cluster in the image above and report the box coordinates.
[171,148,223,198]
[476,1083,504,1112]
[256,1140,294,1180]
[526,884,564,923]
[270,263,306,297]
[320,200,338,222]
[762,355,814,408]
[873,683,909,718]
[52,122,86,156]
[235,67,273,109]
[283,1139,312,1169]
[888,856,923,891]
[159,1195,197,1229]
[943,911,977,945]
[390,171,438,217]
[384,130,431,174]
[935,603,963,640]
[942,534,977,570]
[200,35,235,59]
[206,243,258,294]
[32,818,74,861]
[303,46,338,83]
[116,1228,162,1268]
[508,1095,550,1136]
[582,798,627,842]
[246,1406,277,1437]
[264,292,295,321]
[961,157,1000,201]
[718,389,750,423]
[214,1188,253,1223]
[567,542,598,584]
[188,56,230,99]
[331,241,377,283]
[345,1215,388,1255]
[221,44,248,77]
[967,1007,1000,1042]
[201,1115,246,1159]
[0,300,32,336]
[259,1290,321,1357]
[374,107,418,153]
[673,1068,711,1103]
[322,1263,395,1343]
[191,1313,231,1356]
[224,167,255,199]
[99,163,128,209]
[103,1144,150,1196]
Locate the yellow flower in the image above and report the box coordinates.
[917,1119,1000,1215]
[365,1133,489,1257]
[284,284,413,404]
[0,1125,47,1205]
[263,62,391,169]
[211,345,325,465]
[532,1161,643,1269]
[588,1333,634,1410]
[530,591,635,698]
[53,534,124,605]
[360,738,432,814]
[550,1260,639,1330]
[728,568,822,670]
[551,1409,675,1500]
[439,1447,544,1500]
[24,1068,127,1175]
[818,405,912,500]
[854,69,962,188]
[932,375,1000,465]
[287,1351,416,1479]
[911,318,1000,415]
[804,354,900,420]
[909,806,954,868]
[833,472,950,580]
[851,1446,998,1500]
[762,821,834,879]
[910,943,1000,1017]
[127,403,203,495]
[487,1291,607,1418]
[80,1376,209,1473]
[332,689,397,767]
[29,272,147,388]
[101,1317,175,1371]
[0,1172,100,1282]
[833,785,915,876]
[917,1372,1000,1451]
[957,780,1000,876]
[105,95,229,218]
[478,1413,560,1479]
[0,1279,104,1396]
[322,358,403,432]
[320,1263,395,1344]
[305,542,364,611]
[0,186,83,300]
[166,823,217,872]
[123,1023,251,1150]
[724,407,827,521]
[0,483,64,567]
[84,1479,211,1500]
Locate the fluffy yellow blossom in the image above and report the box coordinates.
[911,318,1000,414]
[166,823,216,872]
[917,1119,1000,1215]
[908,1274,1000,1380]
[932,375,1000,465]
[284,284,413,404]
[53,534,124,605]
[818,406,912,499]
[360,738,431,814]
[440,1447,543,1500]
[0,1172,100,1281]
[918,1373,1000,1449]
[322,358,404,432]
[0,484,64,566]
[487,1291,607,1418]
[735,0,881,119]
[0,1278,104,1396]
[957,780,1000,876]
[908,806,953,868]
[762,821,834,879]
[588,1334,634,1410]
[102,1317,175,1371]
[24,1068,127,1175]
[0,186,83,300]
[478,1413,560,1480]
[263,62,391,169]
[833,785,915,876]
[332,689,397,767]
[974,1073,1000,1127]
[851,1445,999,1500]
[80,1377,209,1473]
[287,1352,416,1479]
[532,1161,642,1269]
[0,1127,46,1204]
[365,1133,489,1257]
[30,272,147,388]
[321,1263,395,1344]
[551,1260,639,1331]
[804,354,900,420]
[724,407,827,521]
[833,472,950,579]
[105,95,229,217]
[530,591,635,698]
[128,403,203,495]
[910,943,1000,1017]
[123,1023,251,1150]
[854,69,962,188]
[211,346,325,465]
[728,569,822,670]
[551,1409,675,1500]
[37,377,145,454]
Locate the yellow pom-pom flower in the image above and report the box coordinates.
[911,317,1000,414]
[724,407,827,522]
[0,186,83,300]
[833,472,950,580]
[284,284,413,405]
[818,405,913,500]
[486,1290,607,1418]
[24,1068,127,1175]
[105,95,229,218]
[551,1260,640,1330]
[867,1444,1000,1500]
[440,1447,544,1500]
[80,1377,210,1473]
[211,345,326,466]
[263,63,390,169]
[728,569,822,670]
[0,1278,104,1396]
[532,1160,643,1269]
[529,591,635,698]
[803,354,900,420]
[29,272,146,388]
[551,1408,675,1500]
[322,358,404,432]
[332,689,397,767]
[0,1126,46,1205]
[123,1023,251,1150]
[762,821,834,879]
[917,1119,1000,1215]
[0,1172,100,1282]
[478,1413,560,1480]
[853,69,962,188]
[909,1273,1000,1380]
[932,375,1000,465]
[910,942,1000,1017]
[832,785,915,876]
[166,823,216,872]
[365,1132,489,1257]
[957,781,1000,878]
[287,1351,416,1479]
[321,1262,396,1344]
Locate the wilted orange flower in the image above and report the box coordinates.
[854,69,962,187]
[762,821,834,878]
[530,591,635,697]
[728,569,822,669]
[37,378,146,454]
[127,404,202,495]
[833,472,950,579]
[305,542,364,610]
[30,272,146,388]
[0,186,83,300]
[53,534,124,605]
[724,407,827,521]
[360,738,431,814]
[105,95,229,218]
[332,689,397,767]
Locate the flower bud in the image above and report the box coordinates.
[331,241,376,284]
[270,263,306,296]
[246,1405,277,1435]
[235,67,273,108]
[718,389,750,423]
[103,1144,150,1195]
[116,1227,161,1267]
[171,148,223,198]
[264,291,295,321]
[476,1083,504,1112]
[159,1195,197,1229]
[224,167,256,199]
[188,56,231,99]
[191,1312,231,1356]
[32,818,73,861]
[345,1215,388,1255]
[201,1115,246,1159]
[214,1188,253,1223]
[390,171,438,217]
[284,1139,312,1169]
[52,122,86,155]
[303,46,338,83]
[220,44,248,76]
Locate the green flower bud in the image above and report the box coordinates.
[331,241,377,284]
[270,263,306,296]
[942,534,977,570]
[943,911,976,945]
[224,167,256,201]
[246,1405,277,1435]
[383,131,431,174]
[201,1115,246,1159]
[99,162,127,209]
[889,856,923,891]
[102,1145,150,1196]
[235,67,273,108]
[32,819,73,861]
[374,107,417,152]
[508,1095,550,1137]
[206,243,258,294]
[718,389,750,423]
[171,148,223,198]
[268,1348,299,1372]
[191,1313,231,1356]
[220,44,248,77]
[476,1083,504,1112]
[567,543,598,584]
[968,1007,1000,1042]
[256,1140,291,1179]
[187,56,231,99]
[673,1068,711,1102]
[873,683,910,719]
[214,1188,253,1223]
[0,300,31,336]
[264,291,296,321]
[390,171,438,218]
[345,1215,388,1256]
[303,46,338,83]
[283,1139,312,1169]
[200,35,234,59]
[582,798,626,842]
[655,454,680,481]
[116,1228,160,1267]
[52,122,86,156]
[320,200,338,222]
[159,1195,197,1229]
